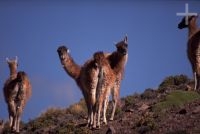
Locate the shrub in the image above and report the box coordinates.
[114,106,123,117]
[141,88,157,100]
[159,75,190,89]
[25,107,66,132]
[74,127,92,134]
[55,122,75,134]
[1,121,10,134]
[41,107,66,118]
[136,112,157,130]
[124,95,135,106]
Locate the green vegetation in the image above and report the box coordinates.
[124,95,135,106]
[115,106,122,116]
[123,93,140,106]
[153,90,200,113]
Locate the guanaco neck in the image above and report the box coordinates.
[109,51,128,76]
[62,54,81,80]
[188,19,199,39]
[9,65,17,80]
[114,54,127,76]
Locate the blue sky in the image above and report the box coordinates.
[0,0,200,122]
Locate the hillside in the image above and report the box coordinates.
[2,74,200,134]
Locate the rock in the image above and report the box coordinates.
[186,84,193,91]
[178,109,187,114]
[138,104,150,112]
[125,108,134,113]
[106,125,116,134]
[138,126,150,134]
[192,106,200,114]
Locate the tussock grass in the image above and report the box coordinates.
[67,98,87,116]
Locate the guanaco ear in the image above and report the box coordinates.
[196,14,199,19]
[124,35,128,44]
[15,56,18,63]
[66,48,70,53]
[6,57,10,63]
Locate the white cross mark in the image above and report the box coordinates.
[176,3,198,25]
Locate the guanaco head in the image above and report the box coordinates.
[57,46,70,61]
[115,35,128,55]
[178,15,198,29]
[6,56,18,72]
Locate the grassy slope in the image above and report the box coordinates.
[2,75,200,134]
[153,90,200,113]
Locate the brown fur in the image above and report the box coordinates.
[6,57,18,80]
[95,36,128,127]
[94,51,116,128]
[57,46,99,128]
[57,36,128,128]
[3,57,32,133]
[178,16,200,91]
[57,46,81,80]
[105,36,128,121]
